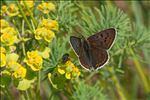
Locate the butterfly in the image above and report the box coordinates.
[70,28,116,70]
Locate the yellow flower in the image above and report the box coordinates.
[39,19,59,31]
[56,60,80,79]
[0,53,6,67]
[12,66,26,78]
[65,73,71,79]
[20,1,34,16]
[1,5,7,16]
[1,27,17,35]
[65,61,75,69]
[72,67,80,77]
[57,65,65,74]
[7,61,26,78]
[0,19,9,30]
[35,27,55,42]
[37,2,55,14]
[0,47,6,67]
[47,20,59,31]
[0,47,6,54]
[24,51,43,71]
[1,33,18,46]
[20,1,34,9]
[7,4,19,17]
[44,29,55,42]
[34,27,43,40]
[65,61,80,78]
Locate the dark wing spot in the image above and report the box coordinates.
[107,33,109,36]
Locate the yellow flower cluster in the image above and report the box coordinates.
[19,1,34,16]
[35,27,55,42]
[7,4,19,17]
[7,61,26,78]
[24,51,43,71]
[0,47,6,67]
[34,18,58,42]
[1,1,55,17]
[57,61,80,79]
[48,60,80,89]
[38,19,59,31]
[0,19,9,30]
[0,49,27,78]
[37,2,55,14]
[1,5,7,16]
[0,1,34,17]
[0,19,18,46]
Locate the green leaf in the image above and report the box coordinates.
[0,71,11,88]
[6,53,19,62]
[44,36,71,71]
[72,81,108,100]
[54,1,78,33]
[17,79,33,91]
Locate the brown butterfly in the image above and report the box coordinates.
[70,28,116,70]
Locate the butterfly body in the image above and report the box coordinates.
[70,28,116,70]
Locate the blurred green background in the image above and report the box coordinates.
[1,1,150,100]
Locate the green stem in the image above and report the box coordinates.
[16,0,34,33]
[109,68,127,100]
[129,48,150,93]
[25,90,30,100]
[36,70,41,100]
[49,92,53,100]
[5,89,12,100]
[113,75,127,100]
[85,71,97,82]
[22,20,26,56]
[20,91,26,100]
[23,0,37,27]
[27,89,33,100]
[15,19,26,56]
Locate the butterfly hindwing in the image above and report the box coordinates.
[79,47,92,70]
[90,46,108,69]
[87,28,116,49]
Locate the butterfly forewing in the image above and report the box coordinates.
[70,36,82,56]
[70,36,92,70]
[87,28,116,49]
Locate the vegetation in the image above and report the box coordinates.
[0,1,150,100]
